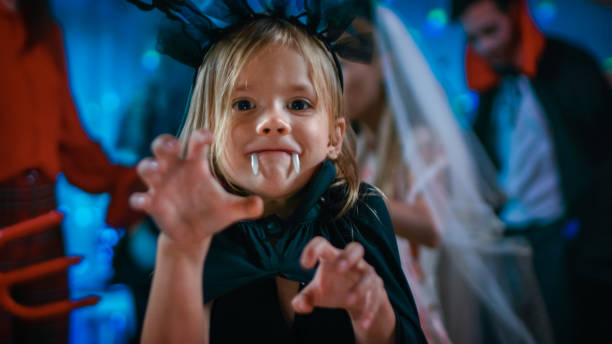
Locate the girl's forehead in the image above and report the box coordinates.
[244,44,307,72]
[233,44,315,92]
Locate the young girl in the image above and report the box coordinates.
[127,5,427,344]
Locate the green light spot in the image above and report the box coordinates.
[604,57,612,71]
[426,8,447,29]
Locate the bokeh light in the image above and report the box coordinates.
[454,91,479,115]
[423,8,447,37]
[97,246,115,266]
[604,57,612,72]
[130,226,158,270]
[535,1,557,25]
[85,102,101,117]
[141,49,160,72]
[73,206,95,228]
[99,227,122,247]
[101,91,120,112]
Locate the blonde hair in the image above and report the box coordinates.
[369,108,408,197]
[179,18,360,216]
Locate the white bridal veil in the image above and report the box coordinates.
[374,5,553,343]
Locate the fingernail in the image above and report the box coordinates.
[338,259,348,271]
[130,195,145,207]
[148,160,159,170]
[362,318,371,329]
[165,140,178,149]
[196,130,210,142]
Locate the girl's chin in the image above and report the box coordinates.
[227,164,315,198]
[236,174,309,200]
[243,181,298,200]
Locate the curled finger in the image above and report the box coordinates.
[355,259,372,274]
[136,157,163,187]
[129,192,151,212]
[300,237,339,269]
[337,242,365,272]
[362,280,386,329]
[186,129,214,162]
[151,134,182,163]
[352,274,384,329]
[346,265,375,308]
[292,285,316,314]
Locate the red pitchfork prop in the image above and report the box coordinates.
[0,211,99,319]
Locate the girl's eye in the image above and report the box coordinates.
[233,100,254,111]
[289,99,310,111]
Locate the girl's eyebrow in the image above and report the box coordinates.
[233,83,315,94]
[234,84,250,92]
[288,83,314,93]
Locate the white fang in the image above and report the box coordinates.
[250,153,259,176]
[292,153,300,174]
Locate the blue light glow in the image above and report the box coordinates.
[562,219,580,240]
[97,246,115,266]
[141,49,160,72]
[73,206,95,228]
[57,204,70,216]
[85,102,101,118]
[423,8,447,37]
[130,224,158,270]
[99,227,122,247]
[407,27,422,43]
[109,312,128,333]
[101,92,120,112]
[535,1,557,24]
[454,91,479,115]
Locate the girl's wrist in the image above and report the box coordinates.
[349,290,396,344]
[157,232,212,266]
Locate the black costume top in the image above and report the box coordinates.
[202,159,427,343]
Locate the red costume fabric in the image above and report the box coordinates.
[0,4,143,342]
[0,172,68,343]
[0,4,143,229]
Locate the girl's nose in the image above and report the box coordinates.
[256,109,291,136]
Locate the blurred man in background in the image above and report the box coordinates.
[451,0,612,342]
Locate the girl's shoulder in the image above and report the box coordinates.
[322,181,392,240]
[324,181,387,217]
[352,182,391,231]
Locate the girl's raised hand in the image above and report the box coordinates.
[129,129,263,251]
[292,237,392,331]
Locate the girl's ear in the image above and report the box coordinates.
[328,117,346,159]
